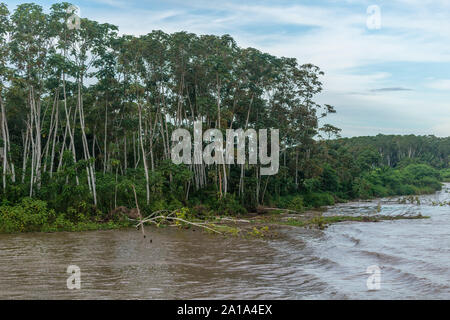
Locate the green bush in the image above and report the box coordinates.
[214,194,247,216]
[441,169,450,182]
[190,204,211,218]
[288,196,305,213]
[352,177,374,199]
[0,198,56,233]
[418,176,442,191]
[304,192,335,208]
[371,184,389,197]
[273,195,294,209]
[0,198,128,233]
[395,184,417,195]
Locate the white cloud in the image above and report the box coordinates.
[432,120,450,137]
[427,79,450,91]
[91,0,127,8]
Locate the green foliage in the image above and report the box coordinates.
[303,178,321,193]
[272,195,295,210]
[350,164,442,199]
[0,198,55,232]
[441,169,450,182]
[0,198,128,233]
[189,205,211,219]
[335,135,450,169]
[304,192,335,208]
[247,226,269,237]
[319,164,339,192]
[287,196,304,212]
[174,207,190,226]
[212,194,247,216]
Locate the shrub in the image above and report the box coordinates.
[304,192,335,208]
[273,195,294,209]
[174,207,190,226]
[418,176,442,191]
[396,184,416,195]
[441,169,450,182]
[214,194,247,216]
[190,205,211,218]
[288,196,305,213]
[0,198,56,233]
[371,184,389,197]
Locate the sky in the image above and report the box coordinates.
[5,0,450,137]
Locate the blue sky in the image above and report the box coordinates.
[5,0,450,137]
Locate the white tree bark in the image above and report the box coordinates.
[138,102,150,205]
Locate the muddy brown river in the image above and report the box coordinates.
[1,184,449,299]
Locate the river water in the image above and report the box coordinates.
[0,184,449,299]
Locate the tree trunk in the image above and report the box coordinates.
[78,75,97,205]
[138,103,150,205]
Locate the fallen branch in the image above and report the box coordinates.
[136,210,223,234]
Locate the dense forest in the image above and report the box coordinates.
[0,3,449,233]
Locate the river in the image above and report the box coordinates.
[0,184,449,299]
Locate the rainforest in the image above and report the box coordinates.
[0,2,449,234]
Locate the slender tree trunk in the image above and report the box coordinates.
[49,98,59,177]
[123,135,127,173]
[1,94,9,191]
[137,102,150,205]
[78,75,97,205]
[43,89,58,174]
[61,72,79,184]
[22,126,30,184]
[239,94,254,196]
[216,77,224,198]
[295,148,299,187]
[261,176,270,205]
[29,87,42,190]
[104,101,108,174]
[133,131,137,168]
[27,116,35,197]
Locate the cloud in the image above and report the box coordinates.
[91,0,128,8]
[370,87,413,92]
[432,120,450,137]
[427,79,450,91]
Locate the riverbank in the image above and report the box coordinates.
[160,210,429,239]
[1,179,445,236]
[0,194,435,235]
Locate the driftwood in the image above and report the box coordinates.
[130,209,254,235]
[139,215,222,234]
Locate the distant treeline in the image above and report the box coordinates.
[334,135,450,169]
[318,135,449,205]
